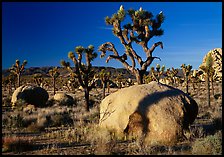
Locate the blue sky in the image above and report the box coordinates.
[2,2,222,71]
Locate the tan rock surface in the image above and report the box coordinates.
[53,93,75,106]
[99,81,198,145]
[199,48,222,81]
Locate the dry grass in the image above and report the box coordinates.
[2,81,222,155]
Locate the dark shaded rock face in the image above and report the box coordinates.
[12,85,49,107]
[99,81,198,145]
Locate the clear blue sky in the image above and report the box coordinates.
[2,2,222,71]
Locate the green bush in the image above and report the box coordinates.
[192,131,222,155]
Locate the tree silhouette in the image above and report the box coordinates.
[165,67,179,87]
[49,67,60,95]
[61,45,97,112]
[98,69,111,98]
[9,59,27,88]
[181,64,192,95]
[199,52,214,107]
[99,6,165,84]
[151,64,165,83]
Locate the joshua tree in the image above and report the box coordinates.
[190,69,203,92]
[210,69,216,97]
[99,6,165,84]
[199,52,214,107]
[181,64,192,94]
[49,67,60,95]
[165,67,178,86]
[98,69,111,98]
[33,73,43,87]
[9,59,27,88]
[116,73,123,88]
[151,64,165,83]
[61,45,97,112]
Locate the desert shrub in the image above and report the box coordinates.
[189,125,205,140]
[45,98,57,107]
[191,131,222,155]
[2,96,12,107]
[126,141,168,155]
[87,127,117,155]
[13,99,28,110]
[50,112,73,127]
[211,116,222,131]
[21,115,37,128]
[27,122,45,133]
[8,113,25,128]
[2,136,35,153]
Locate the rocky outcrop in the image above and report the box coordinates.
[99,81,198,145]
[199,48,222,81]
[11,85,49,108]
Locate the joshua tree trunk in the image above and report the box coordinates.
[17,73,21,88]
[107,82,110,93]
[9,83,12,95]
[135,70,144,85]
[186,76,189,94]
[102,81,106,98]
[53,77,56,95]
[206,74,211,107]
[84,88,90,112]
[211,77,215,97]
[173,77,176,87]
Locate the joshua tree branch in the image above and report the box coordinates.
[147,42,163,57]
[142,56,161,71]
[106,55,134,73]
[71,57,85,87]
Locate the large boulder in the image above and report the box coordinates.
[199,48,222,81]
[99,81,198,145]
[11,85,49,108]
[53,93,75,106]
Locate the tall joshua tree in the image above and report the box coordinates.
[9,59,27,88]
[99,6,165,84]
[199,52,214,107]
[49,67,60,95]
[181,64,192,95]
[61,45,97,112]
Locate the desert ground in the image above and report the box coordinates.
[2,79,222,155]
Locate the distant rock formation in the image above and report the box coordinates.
[99,81,198,145]
[199,48,222,81]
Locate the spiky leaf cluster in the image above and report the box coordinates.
[151,64,165,82]
[166,67,178,78]
[105,5,164,39]
[199,52,215,78]
[98,69,111,82]
[181,64,192,77]
[49,67,60,79]
[10,59,28,75]
[61,45,97,89]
